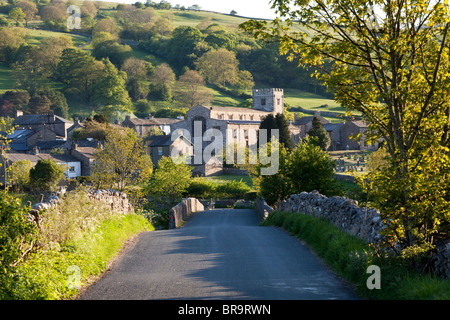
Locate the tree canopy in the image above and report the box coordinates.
[242,0,450,261]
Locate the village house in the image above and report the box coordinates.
[0,149,81,186]
[145,134,193,168]
[13,111,73,140]
[289,111,377,151]
[122,115,182,136]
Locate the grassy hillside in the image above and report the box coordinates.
[0,63,14,94]
[0,4,341,119]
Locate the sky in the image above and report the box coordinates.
[108,0,278,20]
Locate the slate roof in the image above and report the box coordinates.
[13,114,72,126]
[146,135,173,147]
[124,117,182,126]
[146,135,193,147]
[4,152,79,164]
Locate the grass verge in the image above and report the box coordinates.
[2,213,153,300]
[262,210,450,300]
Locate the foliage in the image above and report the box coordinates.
[29,159,65,192]
[215,179,251,199]
[8,159,32,192]
[241,0,450,263]
[196,48,239,87]
[252,137,337,206]
[185,178,216,199]
[145,156,192,203]
[0,190,36,281]
[92,127,153,190]
[308,116,330,151]
[259,113,294,150]
[2,213,152,300]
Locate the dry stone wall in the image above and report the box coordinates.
[276,190,449,279]
[277,191,385,245]
[30,189,134,216]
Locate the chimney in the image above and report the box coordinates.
[15,110,23,118]
[314,111,321,118]
[33,146,39,155]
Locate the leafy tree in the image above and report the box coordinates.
[242,0,450,261]
[196,48,239,87]
[175,69,212,108]
[29,159,65,192]
[286,137,337,196]
[16,0,37,27]
[92,127,153,190]
[252,141,291,206]
[92,17,120,39]
[90,59,132,113]
[0,28,25,63]
[149,63,175,101]
[56,48,104,102]
[166,26,204,72]
[81,1,98,18]
[259,113,294,150]
[2,90,29,109]
[92,40,133,68]
[8,159,32,192]
[252,138,337,206]
[0,189,36,293]
[27,94,51,114]
[145,156,192,203]
[308,116,330,151]
[8,7,25,25]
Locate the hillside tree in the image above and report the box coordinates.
[308,116,331,151]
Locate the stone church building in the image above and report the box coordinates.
[170,88,284,175]
[171,88,284,149]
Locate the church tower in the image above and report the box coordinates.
[252,88,284,114]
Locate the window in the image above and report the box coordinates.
[158,147,163,156]
[69,166,75,173]
[261,98,266,106]
[228,114,234,120]
[277,98,281,105]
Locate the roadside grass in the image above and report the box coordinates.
[262,210,450,300]
[2,213,153,300]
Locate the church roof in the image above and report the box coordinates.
[209,106,269,114]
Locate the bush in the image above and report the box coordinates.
[215,180,252,199]
[29,159,65,193]
[185,178,216,199]
[0,190,37,289]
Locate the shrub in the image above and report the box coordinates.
[0,190,36,283]
[29,159,65,192]
[215,180,252,199]
[185,178,216,199]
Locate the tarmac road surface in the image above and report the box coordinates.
[78,209,359,300]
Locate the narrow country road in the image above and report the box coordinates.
[78,209,359,300]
